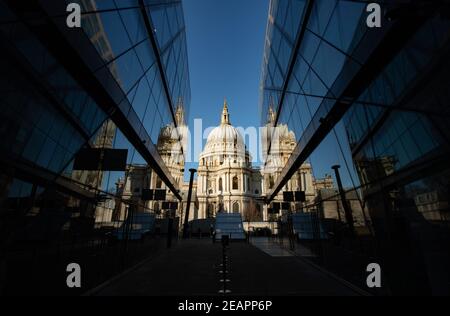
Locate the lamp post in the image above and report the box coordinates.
[183,168,197,239]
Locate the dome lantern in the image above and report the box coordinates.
[221,98,230,125]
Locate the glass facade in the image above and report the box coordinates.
[0,0,190,294]
[260,0,450,295]
[260,0,367,170]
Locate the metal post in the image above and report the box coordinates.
[183,168,197,239]
[167,216,174,248]
[332,165,355,236]
[219,235,231,294]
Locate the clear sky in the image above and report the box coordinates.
[182,0,269,177]
[181,0,359,188]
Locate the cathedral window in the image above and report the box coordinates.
[156,177,163,189]
[232,176,238,190]
[268,175,274,189]
[219,178,223,191]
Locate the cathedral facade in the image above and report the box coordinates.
[196,101,263,220]
[196,101,319,222]
[114,101,330,224]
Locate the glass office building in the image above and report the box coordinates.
[0,0,190,294]
[260,0,450,295]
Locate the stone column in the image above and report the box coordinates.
[201,175,205,193]
[306,171,313,193]
[302,173,306,191]
[225,172,228,192]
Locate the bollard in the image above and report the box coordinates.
[218,235,231,294]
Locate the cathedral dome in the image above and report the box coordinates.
[206,123,244,146]
[204,100,245,150]
[200,100,249,163]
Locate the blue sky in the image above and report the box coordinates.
[183,0,268,129]
[181,0,359,187]
[182,0,269,176]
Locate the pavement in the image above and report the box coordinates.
[92,237,363,296]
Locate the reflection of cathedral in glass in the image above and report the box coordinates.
[118,103,190,219]
[157,102,188,185]
[260,105,317,216]
[122,100,336,223]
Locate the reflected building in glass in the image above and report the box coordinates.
[260,0,450,295]
[260,104,318,214]
[118,102,191,221]
[0,0,190,293]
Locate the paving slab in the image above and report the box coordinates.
[93,238,361,296]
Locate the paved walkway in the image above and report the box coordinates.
[250,237,294,257]
[92,238,362,296]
